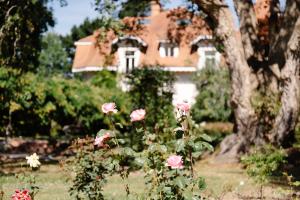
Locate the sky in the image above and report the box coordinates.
[48,0,286,36]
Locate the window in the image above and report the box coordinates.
[204,50,217,68]
[125,51,135,73]
[165,46,175,57]
[159,42,179,57]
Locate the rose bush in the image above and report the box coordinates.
[10,153,41,200]
[68,99,213,199]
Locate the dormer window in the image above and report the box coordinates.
[125,51,135,73]
[190,35,221,69]
[159,42,179,58]
[112,36,147,73]
[204,50,217,68]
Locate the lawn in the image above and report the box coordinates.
[0,158,292,200]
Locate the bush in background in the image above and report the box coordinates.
[192,66,232,122]
[126,67,176,150]
[241,145,287,184]
[0,68,129,138]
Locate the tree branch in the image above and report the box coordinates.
[269,0,281,44]
[269,0,300,77]
[233,0,259,62]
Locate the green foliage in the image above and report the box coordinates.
[0,0,65,71]
[38,32,70,74]
[241,145,287,184]
[119,0,150,18]
[0,67,128,137]
[68,138,111,200]
[251,90,281,134]
[192,66,232,122]
[68,97,213,200]
[127,67,175,130]
[135,104,213,199]
[89,70,118,89]
[61,18,104,60]
[126,67,176,150]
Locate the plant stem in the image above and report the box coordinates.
[260,185,263,199]
[189,149,194,178]
[109,115,119,148]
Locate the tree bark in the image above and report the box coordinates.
[192,0,259,160]
[192,0,300,161]
[270,17,300,146]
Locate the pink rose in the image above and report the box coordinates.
[166,155,184,169]
[102,102,118,114]
[176,102,190,113]
[94,132,111,147]
[130,109,146,122]
[11,189,32,200]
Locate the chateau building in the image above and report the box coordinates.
[72,0,267,104]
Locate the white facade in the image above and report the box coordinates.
[74,35,221,106]
[173,73,198,105]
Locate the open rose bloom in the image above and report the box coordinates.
[25,153,41,168]
[11,189,32,200]
[130,109,146,122]
[94,132,111,147]
[176,102,190,114]
[102,102,118,114]
[166,155,184,169]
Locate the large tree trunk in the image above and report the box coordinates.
[192,0,300,161]
[270,17,300,146]
[217,23,259,159]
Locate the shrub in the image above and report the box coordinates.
[192,66,232,122]
[241,145,287,184]
[0,67,129,138]
[126,67,176,150]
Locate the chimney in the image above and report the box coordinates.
[150,0,161,17]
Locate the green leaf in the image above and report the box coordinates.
[202,142,214,152]
[193,142,203,151]
[115,122,123,128]
[117,138,126,144]
[135,157,146,167]
[123,147,135,157]
[175,176,186,189]
[97,129,110,137]
[198,177,206,190]
[158,144,167,153]
[200,134,212,142]
[136,127,144,133]
[175,139,185,152]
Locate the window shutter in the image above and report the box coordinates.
[159,46,166,57]
[174,47,179,57]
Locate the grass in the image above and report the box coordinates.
[0,158,293,200]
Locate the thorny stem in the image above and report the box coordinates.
[109,115,119,148]
[108,114,130,197]
[183,114,194,179]
[189,149,194,178]
[260,185,263,199]
[121,167,130,197]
